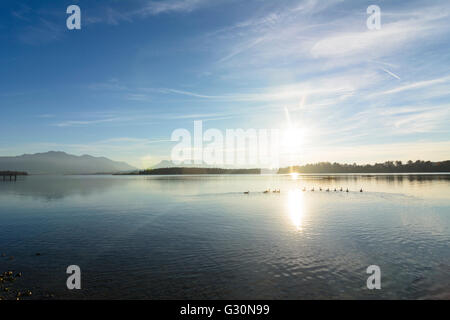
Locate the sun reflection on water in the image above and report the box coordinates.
[287,189,305,231]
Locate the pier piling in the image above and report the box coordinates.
[0,171,26,181]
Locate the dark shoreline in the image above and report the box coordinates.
[113,160,450,175]
[116,167,262,175]
[278,160,450,174]
[114,171,450,175]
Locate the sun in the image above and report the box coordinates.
[282,127,306,151]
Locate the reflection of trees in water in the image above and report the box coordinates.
[0,176,124,201]
[297,174,450,187]
[302,174,450,181]
[374,174,450,185]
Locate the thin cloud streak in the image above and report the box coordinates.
[381,68,401,80]
[374,76,450,96]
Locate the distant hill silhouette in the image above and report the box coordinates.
[278,160,450,174]
[0,151,136,174]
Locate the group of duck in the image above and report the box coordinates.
[302,187,363,192]
[243,189,280,194]
[244,187,363,194]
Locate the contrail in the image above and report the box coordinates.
[381,67,401,80]
[284,106,292,127]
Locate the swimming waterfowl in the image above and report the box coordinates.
[326,188,330,192]
[346,188,349,192]
[263,189,269,194]
[360,188,363,192]
[340,187,343,192]
[334,188,337,192]
[244,191,249,194]
[319,187,322,191]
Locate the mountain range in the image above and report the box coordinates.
[0,151,136,174]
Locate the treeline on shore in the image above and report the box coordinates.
[117,160,450,175]
[138,167,261,175]
[277,160,450,174]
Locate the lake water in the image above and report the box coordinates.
[0,174,449,299]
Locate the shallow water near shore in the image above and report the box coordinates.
[0,174,449,299]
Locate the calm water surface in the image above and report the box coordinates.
[0,174,449,299]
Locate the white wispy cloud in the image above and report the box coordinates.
[309,21,429,59]
[17,17,63,45]
[137,0,207,16]
[98,137,172,144]
[209,1,450,78]
[55,118,125,127]
[11,3,32,22]
[390,107,450,134]
[52,110,238,127]
[14,0,213,44]
[89,79,128,91]
[374,75,450,96]
[92,0,212,25]
[121,70,379,104]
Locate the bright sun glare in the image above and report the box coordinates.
[283,127,304,149]
[287,189,304,231]
[282,127,307,165]
[283,127,306,151]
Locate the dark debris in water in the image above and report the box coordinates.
[0,252,54,300]
[0,270,32,300]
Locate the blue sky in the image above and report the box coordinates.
[1,0,450,168]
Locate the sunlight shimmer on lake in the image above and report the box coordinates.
[1,174,449,299]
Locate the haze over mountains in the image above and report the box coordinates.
[3,152,448,175]
[0,151,136,174]
[150,160,278,174]
[152,160,216,169]
[151,160,268,170]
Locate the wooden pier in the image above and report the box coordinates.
[0,171,27,181]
